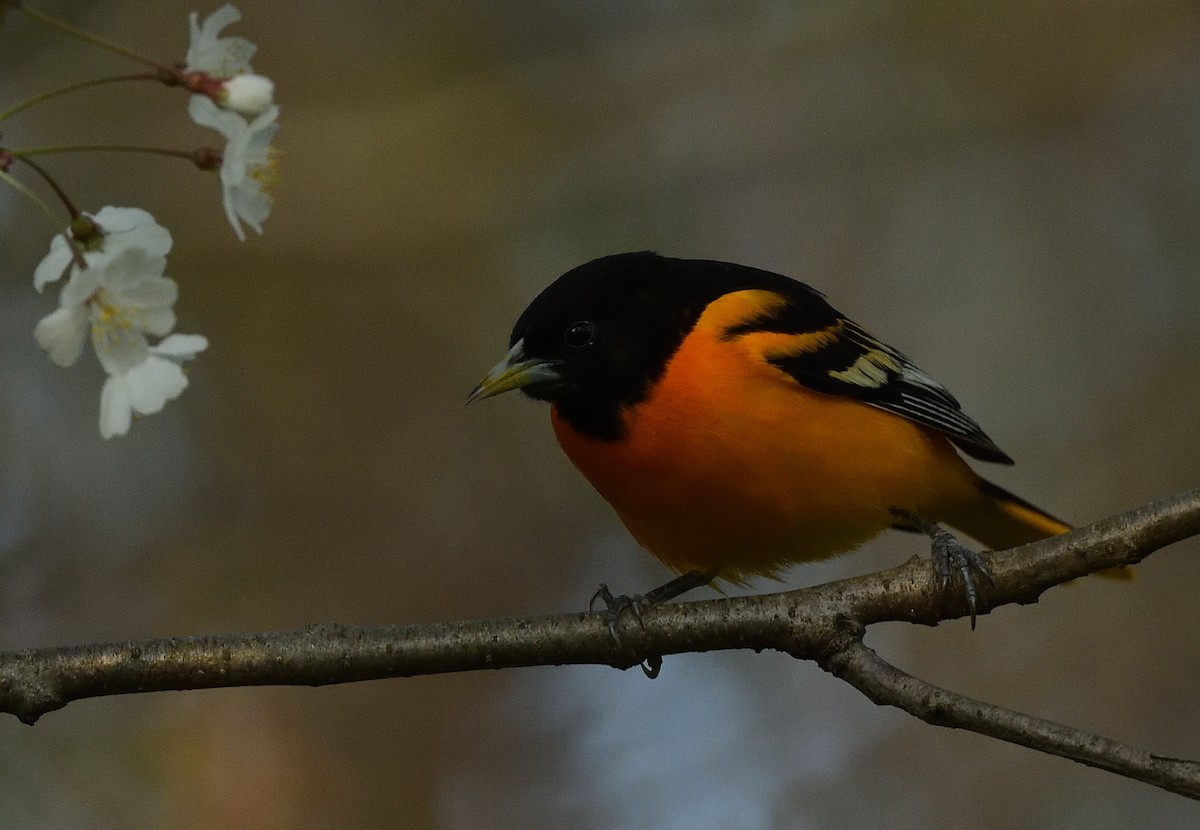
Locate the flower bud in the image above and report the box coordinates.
[221,74,275,117]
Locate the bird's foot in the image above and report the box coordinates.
[930,530,994,629]
[588,571,714,678]
[588,584,663,678]
[589,583,649,640]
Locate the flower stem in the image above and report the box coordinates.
[0,168,66,232]
[18,3,163,70]
[15,154,79,217]
[5,156,88,269]
[11,143,202,163]
[0,73,162,123]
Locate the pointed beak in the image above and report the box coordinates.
[467,339,562,404]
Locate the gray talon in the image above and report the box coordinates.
[931,530,992,629]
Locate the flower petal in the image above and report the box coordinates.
[186,4,257,76]
[227,184,270,237]
[99,373,134,438]
[93,324,150,376]
[34,306,88,367]
[33,235,76,292]
[91,206,157,234]
[188,94,251,146]
[126,356,189,415]
[191,4,242,47]
[106,221,173,261]
[59,267,102,308]
[102,250,170,295]
[222,189,250,241]
[115,274,178,310]
[150,333,209,359]
[139,306,178,338]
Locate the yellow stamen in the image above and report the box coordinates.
[250,146,282,192]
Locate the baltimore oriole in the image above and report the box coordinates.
[469,252,1126,628]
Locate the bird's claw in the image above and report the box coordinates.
[589,583,648,642]
[931,530,994,629]
[589,583,661,678]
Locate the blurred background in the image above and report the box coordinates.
[2,1,1199,827]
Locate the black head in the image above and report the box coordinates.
[471,252,753,438]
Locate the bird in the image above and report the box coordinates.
[469,252,1126,631]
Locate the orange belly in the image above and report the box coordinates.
[551,315,982,582]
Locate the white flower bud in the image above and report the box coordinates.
[222,73,276,117]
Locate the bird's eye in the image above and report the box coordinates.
[563,320,597,349]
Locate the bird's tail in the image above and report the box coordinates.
[948,479,1133,580]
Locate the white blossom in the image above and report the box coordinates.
[188,96,280,240]
[35,245,175,369]
[33,207,170,292]
[186,4,256,77]
[32,208,208,438]
[185,5,275,117]
[99,335,208,439]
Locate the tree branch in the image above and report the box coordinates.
[2,488,1199,796]
[819,624,1200,798]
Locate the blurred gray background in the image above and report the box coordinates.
[2,2,1199,828]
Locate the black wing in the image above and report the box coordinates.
[718,276,1013,465]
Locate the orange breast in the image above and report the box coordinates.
[551,291,982,582]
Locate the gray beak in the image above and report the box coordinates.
[467,339,562,404]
